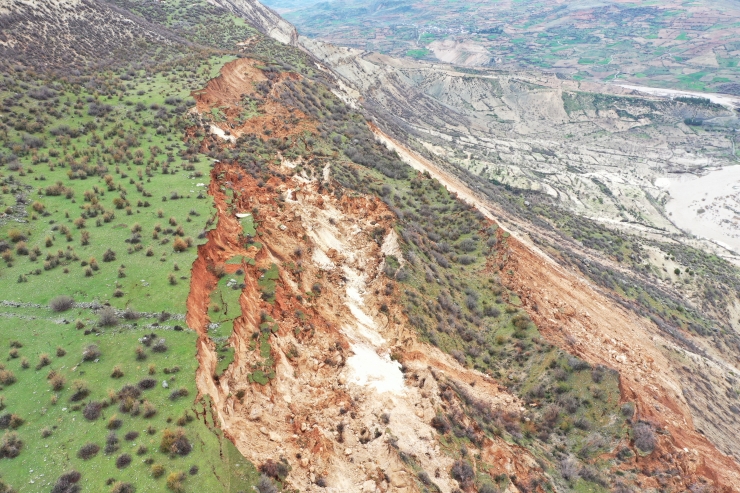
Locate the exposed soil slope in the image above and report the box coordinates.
[186,61,549,492]
[370,108,740,492]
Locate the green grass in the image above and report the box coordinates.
[406,49,430,59]
[0,317,258,492]
[257,263,279,303]
[0,7,270,489]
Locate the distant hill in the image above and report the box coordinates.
[264,0,740,94]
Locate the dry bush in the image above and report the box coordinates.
[98,307,118,327]
[69,380,90,401]
[107,415,123,430]
[135,346,147,361]
[143,401,157,418]
[256,475,278,493]
[151,339,168,353]
[168,388,188,401]
[49,374,66,391]
[560,455,580,481]
[450,460,474,487]
[35,353,51,370]
[138,378,156,390]
[0,369,16,385]
[110,481,135,493]
[115,453,132,469]
[172,237,187,252]
[105,432,119,455]
[633,422,656,453]
[49,295,74,312]
[166,472,185,493]
[50,470,81,493]
[77,443,100,460]
[151,464,165,478]
[82,344,101,361]
[0,431,22,458]
[122,308,140,320]
[160,428,191,456]
[111,366,124,378]
[82,401,103,421]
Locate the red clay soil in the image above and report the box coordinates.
[191,57,316,140]
[183,55,740,492]
[501,236,740,492]
[183,153,549,490]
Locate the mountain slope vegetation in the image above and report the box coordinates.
[0,1,739,493]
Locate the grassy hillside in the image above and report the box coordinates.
[0,2,264,491]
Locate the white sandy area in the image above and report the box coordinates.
[344,344,404,394]
[664,166,740,253]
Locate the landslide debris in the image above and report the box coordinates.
[183,33,740,492]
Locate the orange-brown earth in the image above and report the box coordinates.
[502,240,740,491]
[192,58,315,141]
[185,60,550,492]
[185,59,740,491]
[186,159,548,492]
[369,118,740,491]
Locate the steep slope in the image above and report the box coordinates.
[301,37,740,255]
[371,121,740,486]
[181,46,740,490]
[206,0,298,45]
[0,0,187,69]
[185,57,551,493]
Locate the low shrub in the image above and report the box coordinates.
[450,460,474,487]
[35,353,51,370]
[633,422,656,453]
[152,339,168,353]
[160,428,191,456]
[107,415,123,430]
[98,307,118,327]
[0,431,22,458]
[168,388,189,401]
[256,475,278,493]
[82,344,100,361]
[49,295,74,312]
[82,401,103,421]
[166,472,186,493]
[138,378,156,390]
[77,443,100,460]
[143,401,157,418]
[70,380,90,401]
[0,370,15,385]
[51,471,81,493]
[115,454,132,469]
[110,481,135,493]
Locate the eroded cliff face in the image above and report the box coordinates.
[185,58,740,492]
